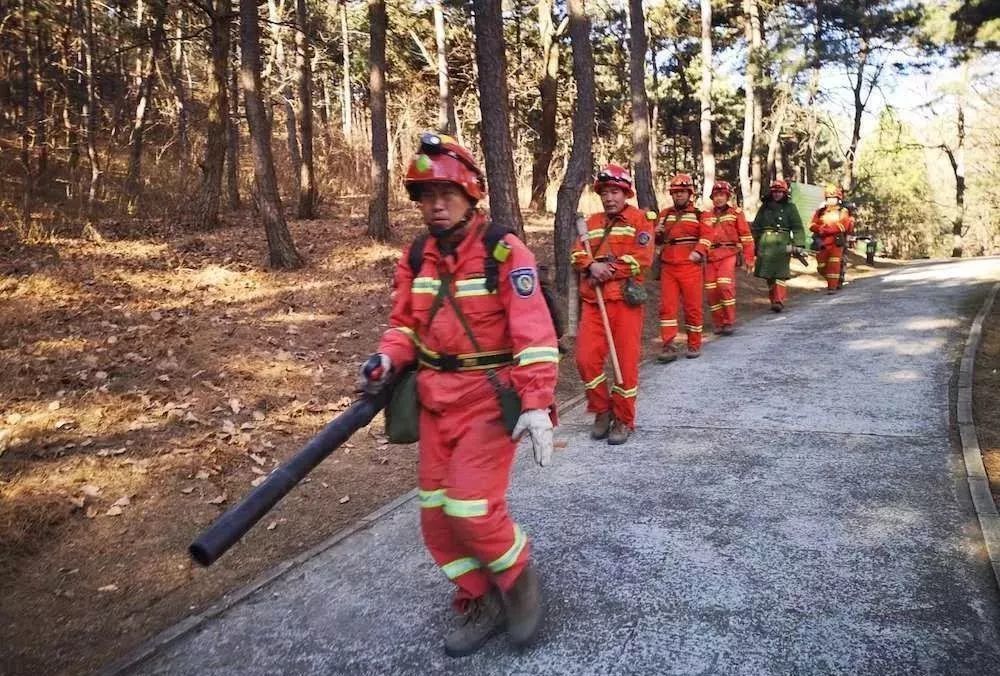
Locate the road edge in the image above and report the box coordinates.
[958,281,1000,587]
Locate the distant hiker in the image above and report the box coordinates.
[702,180,755,335]
[654,173,714,362]
[752,179,805,313]
[571,164,655,446]
[359,133,558,657]
[810,184,855,294]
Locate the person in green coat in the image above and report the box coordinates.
[752,179,806,312]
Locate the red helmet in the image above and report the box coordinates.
[769,179,789,193]
[669,173,695,193]
[593,164,634,197]
[710,180,733,197]
[404,132,485,202]
[824,183,844,199]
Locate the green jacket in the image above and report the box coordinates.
[752,198,805,280]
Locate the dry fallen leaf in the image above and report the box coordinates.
[111,496,131,508]
[207,493,227,505]
[180,486,195,494]
[105,505,124,517]
[48,401,61,411]
[97,584,119,592]
[81,484,102,498]
[266,521,277,530]
[194,470,210,480]
[252,410,265,421]
[250,475,266,487]
[85,506,99,519]
[229,398,242,415]
[338,495,350,504]
[249,453,266,466]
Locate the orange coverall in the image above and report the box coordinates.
[378,212,559,610]
[570,204,655,428]
[703,205,755,332]
[656,204,713,351]
[810,206,855,290]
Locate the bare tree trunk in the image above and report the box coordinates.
[765,90,789,182]
[748,0,763,212]
[125,0,167,203]
[649,38,659,179]
[698,0,715,202]
[239,0,303,268]
[738,0,755,209]
[803,2,822,185]
[20,0,32,222]
[529,0,560,212]
[472,0,525,237]
[82,0,100,213]
[843,38,869,192]
[226,36,242,209]
[628,0,657,210]
[554,0,595,297]
[193,1,230,228]
[433,0,457,135]
[294,0,316,218]
[158,18,190,169]
[33,16,48,182]
[949,74,967,258]
[366,0,390,241]
[340,0,352,138]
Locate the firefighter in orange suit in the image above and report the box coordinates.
[810,183,855,293]
[570,164,655,446]
[703,180,755,335]
[655,173,714,362]
[360,133,559,658]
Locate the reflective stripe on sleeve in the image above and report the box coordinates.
[515,346,560,366]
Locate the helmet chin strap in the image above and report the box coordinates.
[429,207,477,245]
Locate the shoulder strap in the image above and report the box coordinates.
[482,221,514,292]
[408,234,430,276]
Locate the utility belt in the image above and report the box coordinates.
[711,242,738,249]
[418,348,514,372]
[666,237,698,245]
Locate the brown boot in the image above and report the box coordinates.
[686,346,701,359]
[656,344,678,363]
[720,325,734,336]
[503,563,543,648]
[770,302,784,313]
[444,589,506,658]
[607,420,631,445]
[590,411,612,440]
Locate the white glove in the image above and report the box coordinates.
[688,250,703,263]
[511,409,554,467]
[357,353,393,396]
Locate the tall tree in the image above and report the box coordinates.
[628,0,657,210]
[698,0,715,202]
[554,0,596,296]
[239,0,303,268]
[529,0,561,211]
[472,0,525,237]
[366,0,390,241]
[81,0,100,212]
[124,0,167,205]
[294,0,316,218]
[739,0,761,212]
[433,0,457,135]
[226,36,241,210]
[192,0,231,228]
[339,0,352,137]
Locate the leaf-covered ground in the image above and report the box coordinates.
[0,205,890,675]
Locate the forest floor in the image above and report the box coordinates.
[974,296,1000,506]
[0,203,897,675]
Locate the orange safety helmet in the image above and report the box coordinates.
[824,183,844,199]
[769,179,789,193]
[404,132,485,202]
[669,173,695,193]
[593,164,634,197]
[710,180,733,196]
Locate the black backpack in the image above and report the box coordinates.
[407,223,565,343]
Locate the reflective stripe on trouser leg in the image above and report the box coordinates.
[605,300,642,427]
[429,394,530,593]
[659,267,681,346]
[716,256,737,325]
[576,302,611,415]
[705,259,724,331]
[824,246,843,289]
[674,263,704,350]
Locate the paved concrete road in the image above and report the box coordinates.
[126,259,1000,676]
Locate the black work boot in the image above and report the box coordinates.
[503,563,543,649]
[607,420,631,445]
[444,589,506,658]
[590,411,612,440]
[657,344,678,363]
[770,302,784,313]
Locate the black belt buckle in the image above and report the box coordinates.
[438,354,461,372]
